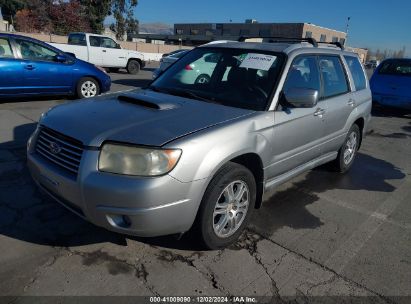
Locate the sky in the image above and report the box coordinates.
[126,0,411,55]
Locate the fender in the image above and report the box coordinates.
[166,112,274,183]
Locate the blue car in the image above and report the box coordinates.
[370,58,411,110]
[0,33,111,99]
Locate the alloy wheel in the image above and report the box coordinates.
[213,180,250,238]
[80,81,97,98]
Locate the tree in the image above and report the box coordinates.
[79,0,111,34]
[14,0,52,33]
[110,0,138,40]
[125,8,139,36]
[49,0,91,35]
[14,9,32,32]
[0,0,26,25]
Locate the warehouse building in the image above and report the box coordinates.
[131,20,367,62]
[132,21,347,45]
[174,21,347,45]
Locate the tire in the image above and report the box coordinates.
[194,162,256,249]
[331,124,361,173]
[195,74,211,84]
[126,60,141,74]
[76,77,100,99]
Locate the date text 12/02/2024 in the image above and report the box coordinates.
[149,296,257,303]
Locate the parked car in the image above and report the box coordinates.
[152,50,190,79]
[28,38,371,249]
[365,59,380,69]
[370,58,411,110]
[0,33,111,99]
[161,49,190,58]
[50,33,145,74]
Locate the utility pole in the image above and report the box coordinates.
[345,17,351,46]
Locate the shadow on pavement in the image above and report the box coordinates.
[0,95,68,104]
[111,78,151,88]
[402,122,411,134]
[250,152,405,236]
[0,123,406,251]
[371,105,411,118]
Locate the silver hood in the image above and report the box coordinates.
[40,90,254,147]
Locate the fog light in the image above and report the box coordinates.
[107,214,132,228]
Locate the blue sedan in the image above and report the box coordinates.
[0,33,111,99]
[370,58,411,110]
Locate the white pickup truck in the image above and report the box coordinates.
[50,32,146,74]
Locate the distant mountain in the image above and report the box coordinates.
[139,23,174,35]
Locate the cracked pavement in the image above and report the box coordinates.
[0,68,410,302]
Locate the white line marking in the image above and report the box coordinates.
[323,179,411,274]
[101,88,136,96]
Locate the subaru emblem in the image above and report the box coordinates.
[49,142,62,154]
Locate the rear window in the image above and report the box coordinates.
[0,38,14,58]
[379,60,411,76]
[172,51,188,59]
[68,34,87,46]
[344,56,367,91]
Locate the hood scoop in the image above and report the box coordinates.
[118,92,180,110]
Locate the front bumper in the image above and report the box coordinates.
[101,75,112,93]
[27,143,206,237]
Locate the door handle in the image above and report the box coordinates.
[314,108,325,116]
[25,64,35,70]
[348,99,356,107]
[102,50,107,53]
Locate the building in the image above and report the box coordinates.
[130,20,367,62]
[173,22,347,45]
[130,21,347,46]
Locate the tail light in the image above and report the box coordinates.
[185,64,193,70]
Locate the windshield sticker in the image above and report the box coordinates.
[239,53,277,70]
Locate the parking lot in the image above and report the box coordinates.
[0,63,410,302]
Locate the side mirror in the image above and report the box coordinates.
[116,43,122,49]
[55,54,68,63]
[283,88,319,108]
[65,52,76,58]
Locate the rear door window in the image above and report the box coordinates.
[319,56,349,98]
[0,38,14,58]
[68,34,87,46]
[344,56,367,90]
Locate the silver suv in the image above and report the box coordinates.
[27,38,371,249]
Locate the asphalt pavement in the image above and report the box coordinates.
[0,64,410,302]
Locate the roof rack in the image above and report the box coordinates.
[238,36,318,47]
[318,41,345,50]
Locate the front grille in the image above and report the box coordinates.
[35,127,84,175]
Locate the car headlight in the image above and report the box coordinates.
[99,143,182,176]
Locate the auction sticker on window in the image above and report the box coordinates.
[239,53,277,70]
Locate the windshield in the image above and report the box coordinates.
[150,47,284,111]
